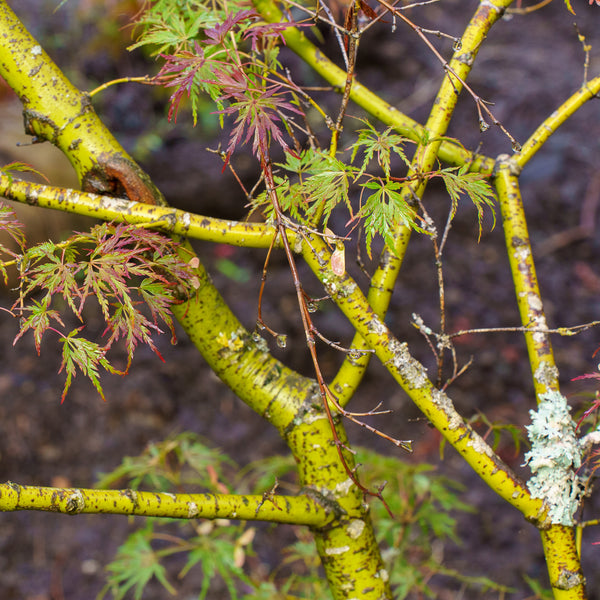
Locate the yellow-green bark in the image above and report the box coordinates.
[0,6,391,598]
[495,160,585,598]
[0,1,163,205]
[495,160,559,398]
[0,483,330,525]
[0,2,596,599]
[253,0,496,173]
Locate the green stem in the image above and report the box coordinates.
[516,77,600,170]
[331,0,511,404]
[495,160,586,599]
[0,10,392,594]
[0,1,162,205]
[252,0,495,173]
[0,483,330,525]
[494,160,559,397]
[301,232,544,522]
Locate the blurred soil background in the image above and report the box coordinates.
[0,0,599,598]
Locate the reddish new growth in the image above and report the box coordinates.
[10,223,197,402]
[155,9,303,162]
[217,70,303,163]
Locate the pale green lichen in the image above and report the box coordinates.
[325,545,350,555]
[534,361,559,387]
[346,519,365,540]
[334,478,354,497]
[431,389,463,430]
[377,568,389,583]
[321,272,356,298]
[387,338,428,389]
[524,391,583,525]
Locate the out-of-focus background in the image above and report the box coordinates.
[0,1,599,598]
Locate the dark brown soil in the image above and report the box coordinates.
[1,1,600,599]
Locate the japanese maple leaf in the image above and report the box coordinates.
[217,70,302,162]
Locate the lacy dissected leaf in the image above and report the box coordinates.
[180,534,253,600]
[104,303,164,371]
[97,432,237,492]
[21,241,83,315]
[12,297,64,354]
[12,222,195,402]
[204,8,258,46]
[101,523,176,600]
[218,70,303,161]
[142,3,298,130]
[158,41,214,124]
[0,160,49,185]
[0,200,25,252]
[356,178,420,257]
[129,1,220,55]
[0,201,25,283]
[59,329,116,403]
[351,120,413,179]
[243,18,298,54]
[437,165,496,240]
[265,149,354,225]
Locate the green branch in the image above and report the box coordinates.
[494,159,559,397]
[0,1,162,205]
[516,76,600,170]
[331,0,511,405]
[252,0,495,174]
[297,232,544,521]
[0,482,330,525]
[0,177,276,248]
[0,12,392,595]
[495,160,586,599]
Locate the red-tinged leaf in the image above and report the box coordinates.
[1,160,49,184]
[0,201,25,253]
[13,299,64,354]
[217,74,303,162]
[58,329,115,403]
[156,41,209,123]
[204,9,258,46]
[572,372,600,382]
[243,20,300,53]
[13,220,196,402]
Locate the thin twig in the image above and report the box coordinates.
[373,0,521,150]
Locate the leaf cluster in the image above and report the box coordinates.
[132,6,497,255]
[97,432,236,492]
[98,434,258,600]
[99,436,508,599]
[251,126,496,256]
[5,221,197,402]
[134,0,303,163]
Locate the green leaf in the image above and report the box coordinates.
[350,119,413,179]
[437,165,496,240]
[256,149,355,227]
[97,433,237,492]
[180,535,252,600]
[12,297,64,353]
[0,160,49,184]
[129,4,217,55]
[101,522,176,600]
[356,178,420,257]
[59,329,115,402]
